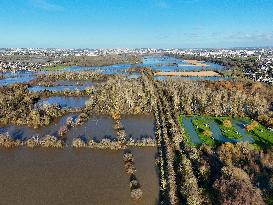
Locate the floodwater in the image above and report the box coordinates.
[0,70,34,86]
[181,116,202,144]
[62,56,225,75]
[0,113,77,140]
[0,56,226,87]
[64,64,132,74]
[232,119,255,143]
[66,116,117,143]
[0,147,159,205]
[142,56,224,71]
[29,85,89,92]
[121,115,155,139]
[36,96,89,109]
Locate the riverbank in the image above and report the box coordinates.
[184,60,208,67]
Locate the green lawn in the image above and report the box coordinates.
[247,122,273,148]
[192,119,214,146]
[40,65,68,71]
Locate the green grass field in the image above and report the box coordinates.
[179,115,273,148]
[214,117,242,139]
[41,65,68,71]
[247,121,273,148]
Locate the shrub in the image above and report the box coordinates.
[245,120,259,131]
[130,188,143,200]
[25,136,40,148]
[112,112,121,120]
[66,116,74,127]
[58,125,69,139]
[203,129,213,137]
[72,138,86,148]
[40,135,64,148]
[223,119,232,128]
[0,133,21,148]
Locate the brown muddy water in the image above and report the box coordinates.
[121,115,155,139]
[0,114,155,144]
[66,116,117,143]
[0,147,159,205]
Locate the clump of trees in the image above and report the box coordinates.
[127,138,156,147]
[123,151,143,201]
[0,85,65,128]
[86,76,152,115]
[213,166,265,205]
[139,69,273,204]
[163,78,269,119]
[36,71,107,81]
[61,54,141,67]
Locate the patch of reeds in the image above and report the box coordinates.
[58,125,69,140]
[39,135,64,148]
[0,133,21,148]
[127,138,156,147]
[72,137,87,148]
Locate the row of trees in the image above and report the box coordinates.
[141,69,273,204]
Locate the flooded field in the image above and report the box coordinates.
[0,113,77,140]
[121,115,155,139]
[0,56,227,87]
[28,85,88,92]
[0,71,34,86]
[36,96,89,109]
[0,147,159,205]
[66,116,117,143]
[154,75,230,81]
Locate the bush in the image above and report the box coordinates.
[245,120,259,131]
[0,133,21,148]
[72,138,86,148]
[130,188,143,200]
[40,135,64,148]
[223,120,232,128]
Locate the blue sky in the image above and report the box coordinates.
[0,0,273,48]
